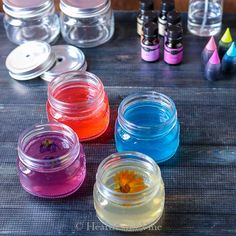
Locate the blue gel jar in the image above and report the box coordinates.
[115,92,180,163]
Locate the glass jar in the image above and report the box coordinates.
[94,152,165,231]
[17,123,86,198]
[59,0,115,48]
[47,71,110,141]
[188,0,223,37]
[3,0,60,45]
[115,92,180,163]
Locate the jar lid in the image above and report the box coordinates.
[60,0,110,18]
[3,0,53,18]
[6,41,56,81]
[41,45,87,82]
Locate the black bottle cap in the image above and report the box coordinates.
[143,11,158,24]
[167,25,183,40]
[167,10,181,24]
[143,22,159,37]
[140,0,154,11]
[160,0,175,12]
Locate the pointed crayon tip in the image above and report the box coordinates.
[221,28,233,43]
[226,42,236,57]
[209,50,220,64]
[206,36,217,51]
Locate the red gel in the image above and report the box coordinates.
[47,72,110,141]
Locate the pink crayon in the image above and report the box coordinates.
[204,49,221,81]
[202,36,217,65]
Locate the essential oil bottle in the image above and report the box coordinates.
[164,10,182,41]
[164,25,183,65]
[141,22,160,62]
[158,0,175,37]
[140,11,158,37]
[137,0,154,36]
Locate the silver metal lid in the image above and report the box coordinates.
[6,41,56,81]
[3,0,53,18]
[41,45,87,82]
[60,0,110,18]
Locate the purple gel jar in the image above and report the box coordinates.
[17,123,86,198]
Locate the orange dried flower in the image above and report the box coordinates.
[113,169,147,193]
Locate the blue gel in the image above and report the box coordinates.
[115,92,180,163]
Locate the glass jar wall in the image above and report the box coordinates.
[17,123,86,198]
[3,0,60,45]
[60,0,115,48]
[47,71,110,141]
[115,92,180,163]
[94,152,165,231]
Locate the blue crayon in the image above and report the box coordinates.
[222,42,236,73]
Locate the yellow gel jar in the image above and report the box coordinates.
[93,152,165,231]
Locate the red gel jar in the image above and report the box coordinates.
[17,123,86,198]
[47,71,110,141]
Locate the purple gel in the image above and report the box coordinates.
[18,124,86,198]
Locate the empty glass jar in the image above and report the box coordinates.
[60,0,115,48]
[188,0,223,36]
[3,0,60,45]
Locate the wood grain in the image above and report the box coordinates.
[0,0,236,12]
[1,12,236,236]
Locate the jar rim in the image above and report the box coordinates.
[60,0,111,18]
[18,122,80,172]
[48,71,105,114]
[118,91,177,137]
[3,0,54,18]
[95,152,161,205]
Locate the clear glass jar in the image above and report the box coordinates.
[47,71,110,141]
[60,0,115,48]
[17,123,86,198]
[115,92,180,163]
[3,0,60,45]
[94,152,165,231]
[188,0,223,36]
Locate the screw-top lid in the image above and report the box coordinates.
[209,49,220,65]
[226,42,236,57]
[160,0,175,12]
[167,25,183,40]
[143,11,158,24]
[205,36,217,51]
[6,41,56,80]
[60,0,110,18]
[140,0,154,11]
[220,28,233,44]
[143,22,159,37]
[41,45,87,82]
[3,0,53,18]
[167,10,181,25]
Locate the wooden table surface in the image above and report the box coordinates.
[1,12,236,236]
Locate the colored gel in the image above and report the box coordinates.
[47,71,110,141]
[18,123,86,198]
[115,92,180,163]
[94,152,165,231]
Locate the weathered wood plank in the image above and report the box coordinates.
[0,12,236,236]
